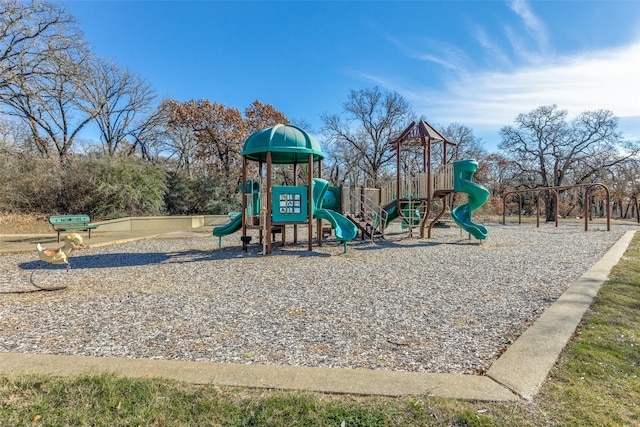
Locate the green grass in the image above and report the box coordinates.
[1,232,639,426]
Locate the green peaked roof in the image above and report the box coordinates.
[241,124,324,164]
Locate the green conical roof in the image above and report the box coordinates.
[241,124,324,164]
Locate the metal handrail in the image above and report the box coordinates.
[343,187,387,239]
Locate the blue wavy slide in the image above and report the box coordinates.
[451,160,490,240]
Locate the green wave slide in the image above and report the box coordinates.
[212,213,242,237]
[451,159,490,240]
[314,208,358,241]
[312,178,358,242]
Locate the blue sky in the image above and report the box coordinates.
[63,0,640,151]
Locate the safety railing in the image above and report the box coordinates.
[381,164,454,205]
[342,185,386,239]
[433,163,454,193]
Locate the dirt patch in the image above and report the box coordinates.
[0,212,52,234]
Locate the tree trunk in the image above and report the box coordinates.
[545,193,556,222]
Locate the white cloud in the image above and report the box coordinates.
[361,1,640,145]
[383,33,471,73]
[472,25,512,68]
[406,42,640,136]
[508,0,550,53]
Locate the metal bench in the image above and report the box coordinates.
[49,214,99,242]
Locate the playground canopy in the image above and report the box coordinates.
[240,124,327,254]
[240,124,324,164]
[389,120,455,148]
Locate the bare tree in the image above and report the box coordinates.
[499,105,639,220]
[0,116,29,153]
[2,45,97,160]
[481,153,517,195]
[440,123,487,163]
[157,99,199,175]
[0,0,79,95]
[321,87,414,186]
[1,0,94,161]
[86,58,156,156]
[125,106,167,162]
[324,138,363,185]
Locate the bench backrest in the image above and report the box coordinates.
[49,215,91,225]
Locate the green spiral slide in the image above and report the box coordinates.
[451,159,490,240]
[312,178,358,242]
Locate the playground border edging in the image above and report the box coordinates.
[486,230,636,400]
[0,352,517,401]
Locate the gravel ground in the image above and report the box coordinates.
[0,222,634,374]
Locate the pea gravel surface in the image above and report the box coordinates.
[0,222,633,374]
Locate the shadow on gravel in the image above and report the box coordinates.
[12,235,486,271]
[18,252,172,270]
[355,237,485,251]
[356,238,445,250]
[359,242,440,251]
[16,239,333,270]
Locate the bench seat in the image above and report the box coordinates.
[49,215,99,242]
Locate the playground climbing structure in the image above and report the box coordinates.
[341,120,463,239]
[214,120,491,254]
[213,124,357,255]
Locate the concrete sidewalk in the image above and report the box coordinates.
[0,228,211,254]
[0,230,635,401]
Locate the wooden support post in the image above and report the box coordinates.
[266,151,272,255]
[281,225,286,247]
[307,153,313,251]
[317,158,323,246]
[293,162,298,243]
[396,139,401,219]
[420,133,431,238]
[241,156,248,250]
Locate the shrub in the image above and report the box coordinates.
[163,171,195,215]
[164,171,241,215]
[0,153,64,213]
[88,156,166,219]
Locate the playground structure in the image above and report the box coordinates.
[213,121,490,254]
[341,121,490,240]
[214,124,358,254]
[502,183,612,231]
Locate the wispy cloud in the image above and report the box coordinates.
[471,25,513,69]
[406,41,640,138]
[383,33,471,73]
[508,0,550,53]
[362,0,639,144]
